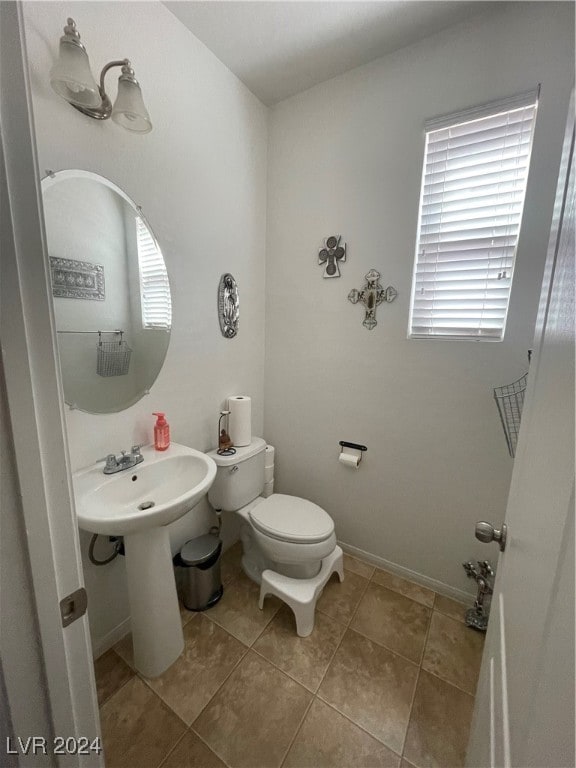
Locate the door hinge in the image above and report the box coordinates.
[60,587,88,628]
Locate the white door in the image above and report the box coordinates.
[466,94,575,768]
[1,3,102,765]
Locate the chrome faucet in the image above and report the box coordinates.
[100,445,144,474]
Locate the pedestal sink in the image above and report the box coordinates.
[73,443,217,677]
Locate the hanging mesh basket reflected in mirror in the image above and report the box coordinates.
[96,331,132,377]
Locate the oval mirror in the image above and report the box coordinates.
[41,170,171,414]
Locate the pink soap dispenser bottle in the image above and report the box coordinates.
[153,412,170,451]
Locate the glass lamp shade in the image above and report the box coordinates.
[111,78,152,133]
[50,40,101,108]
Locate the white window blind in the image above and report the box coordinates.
[409,90,538,340]
[136,216,172,329]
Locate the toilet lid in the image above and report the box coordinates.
[249,494,334,543]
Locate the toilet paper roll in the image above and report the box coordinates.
[264,466,274,483]
[264,444,275,468]
[263,479,274,498]
[228,396,251,446]
[339,450,361,468]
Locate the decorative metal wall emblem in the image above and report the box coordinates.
[348,270,397,330]
[50,257,105,300]
[318,235,346,278]
[218,273,239,338]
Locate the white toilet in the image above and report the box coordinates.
[207,437,344,636]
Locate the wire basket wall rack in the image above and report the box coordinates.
[97,330,132,377]
[493,372,528,457]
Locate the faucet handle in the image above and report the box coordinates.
[131,444,144,455]
[97,454,119,471]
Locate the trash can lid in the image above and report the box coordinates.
[180,534,221,566]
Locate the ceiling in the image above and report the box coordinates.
[164,1,498,106]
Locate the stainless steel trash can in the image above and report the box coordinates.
[177,533,223,611]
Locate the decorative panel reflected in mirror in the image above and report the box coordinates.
[41,170,171,413]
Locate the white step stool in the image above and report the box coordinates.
[258,546,344,636]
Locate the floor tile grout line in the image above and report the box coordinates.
[177,639,251,727]
[314,688,403,757]
[190,646,316,768]
[248,596,282,647]
[199,639,251,707]
[421,607,484,697]
[312,616,349,690]
[418,665,478,699]
[400,603,434,760]
[346,621,429,669]
[193,646,316,768]
[312,695,404,759]
[432,595,472,625]
[248,600,350,695]
[368,574,435,610]
[154,643,252,768]
[316,605,349,629]
[156,728,189,768]
[249,645,318,695]
[239,646,321,694]
[309,561,370,627]
[201,608,261,647]
[304,613,350,694]
[278,694,316,768]
[313,577,372,701]
[399,661,424,761]
[99,673,190,768]
[340,569,372,629]
[343,555,376,581]
[125,620,251,729]
[96,664,136,710]
[312,571,373,696]
[434,609,468,624]
[133,672,189,728]
[200,573,281,648]
[433,590,471,614]
[188,723,235,768]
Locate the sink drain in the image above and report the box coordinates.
[138,500,155,511]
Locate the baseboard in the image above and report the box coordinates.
[92,617,131,660]
[339,540,475,604]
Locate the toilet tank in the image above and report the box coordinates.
[207,437,266,511]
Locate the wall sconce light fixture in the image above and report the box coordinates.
[50,18,152,134]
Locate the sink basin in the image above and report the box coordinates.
[74,443,217,535]
[73,442,217,678]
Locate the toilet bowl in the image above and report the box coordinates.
[207,438,343,635]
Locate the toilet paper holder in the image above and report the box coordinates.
[339,441,367,464]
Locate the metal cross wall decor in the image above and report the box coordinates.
[318,235,346,278]
[348,269,398,330]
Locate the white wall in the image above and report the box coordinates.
[265,3,574,596]
[23,0,268,653]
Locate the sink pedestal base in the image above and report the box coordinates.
[123,528,183,678]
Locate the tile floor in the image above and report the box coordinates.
[95,545,484,768]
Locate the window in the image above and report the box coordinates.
[409,90,538,340]
[136,216,172,329]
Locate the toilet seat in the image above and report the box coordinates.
[249,494,334,544]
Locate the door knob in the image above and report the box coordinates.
[475,521,507,552]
